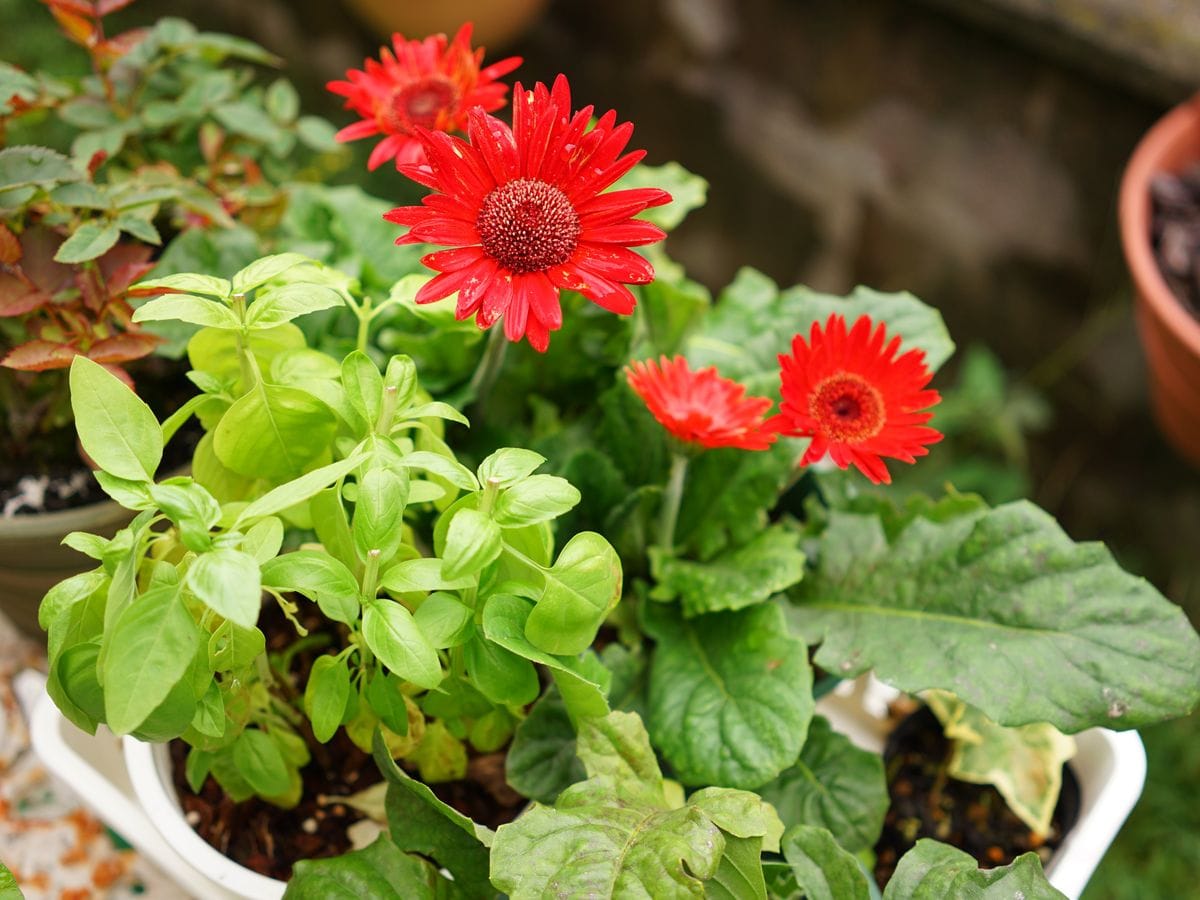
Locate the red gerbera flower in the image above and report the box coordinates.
[326,23,521,171]
[626,356,776,451]
[384,75,671,352]
[768,314,942,484]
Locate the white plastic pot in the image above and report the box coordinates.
[124,739,286,900]
[816,677,1147,900]
[33,679,1145,900]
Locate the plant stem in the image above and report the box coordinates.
[657,452,690,555]
[468,325,508,407]
[355,296,374,355]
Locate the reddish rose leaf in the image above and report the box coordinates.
[45,0,96,15]
[97,0,139,16]
[0,274,45,317]
[0,224,21,265]
[1,340,78,371]
[48,7,97,47]
[87,332,160,364]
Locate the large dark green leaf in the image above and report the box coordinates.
[491,712,778,899]
[758,716,887,853]
[882,840,1065,899]
[645,602,812,789]
[372,732,493,898]
[789,501,1200,732]
[780,825,872,900]
[285,835,453,899]
[650,524,805,617]
[505,687,585,803]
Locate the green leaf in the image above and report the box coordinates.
[186,549,262,629]
[367,671,412,734]
[505,687,586,803]
[493,475,581,527]
[285,834,451,899]
[103,586,199,735]
[116,214,162,245]
[0,146,77,190]
[492,712,778,899]
[363,600,443,689]
[265,78,300,124]
[882,840,1066,899]
[925,690,1076,837]
[297,115,341,152]
[232,252,312,294]
[789,501,1200,731]
[213,381,337,481]
[235,453,364,526]
[780,825,871,900]
[70,356,162,481]
[646,602,813,789]
[133,294,241,329]
[149,481,221,552]
[53,221,121,263]
[353,466,409,561]
[413,593,474,648]
[441,508,501,581]
[232,727,291,797]
[481,593,610,719]
[615,160,708,231]
[305,655,351,743]
[342,350,383,428]
[651,524,806,617]
[261,551,360,625]
[381,558,476,594]
[463,633,539,706]
[246,283,344,328]
[372,731,494,898]
[241,516,285,563]
[705,834,769,900]
[133,272,232,299]
[208,620,265,671]
[477,448,545,488]
[685,269,954,396]
[758,716,888,853]
[526,531,621,656]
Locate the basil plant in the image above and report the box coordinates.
[40,253,620,803]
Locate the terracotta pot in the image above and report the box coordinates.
[0,496,135,641]
[1119,93,1200,467]
[342,0,549,48]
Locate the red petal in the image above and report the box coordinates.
[582,220,666,247]
[408,217,479,246]
[466,108,519,186]
[422,246,486,272]
[415,268,478,304]
[522,272,562,329]
[335,119,380,142]
[476,271,513,329]
[456,261,500,319]
[573,243,654,284]
[549,265,636,315]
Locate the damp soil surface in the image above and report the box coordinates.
[168,603,526,881]
[873,706,1079,887]
[1151,166,1200,322]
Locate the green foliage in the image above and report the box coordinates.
[882,840,1065,899]
[285,835,457,899]
[780,825,873,900]
[645,602,813,789]
[490,711,781,899]
[790,500,1200,731]
[758,716,888,853]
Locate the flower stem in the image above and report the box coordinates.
[469,326,508,407]
[658,452,690,555]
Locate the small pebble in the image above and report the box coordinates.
[301,818,318,834]
[185,810,201,826]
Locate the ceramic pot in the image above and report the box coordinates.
[1119,93,1200,467]
[342,0,550,48]
[0,496,135,641]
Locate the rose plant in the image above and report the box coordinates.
[24,11,1200,900]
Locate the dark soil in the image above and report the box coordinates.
[1151,166,1200,322]
[0,356,199,516]
[168,599,526,880]
[873,706,1079,886]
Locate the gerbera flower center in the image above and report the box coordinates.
[383,77,459,133]
[810,372,886,442]
[476,178,581,274]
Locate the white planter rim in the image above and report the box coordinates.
[124,738,286,899]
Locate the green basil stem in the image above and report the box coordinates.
[658,452,690,555]
[468,325,508,407]
[375,384,399,434]
[354,295,374,355]
[361,548,382,600]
